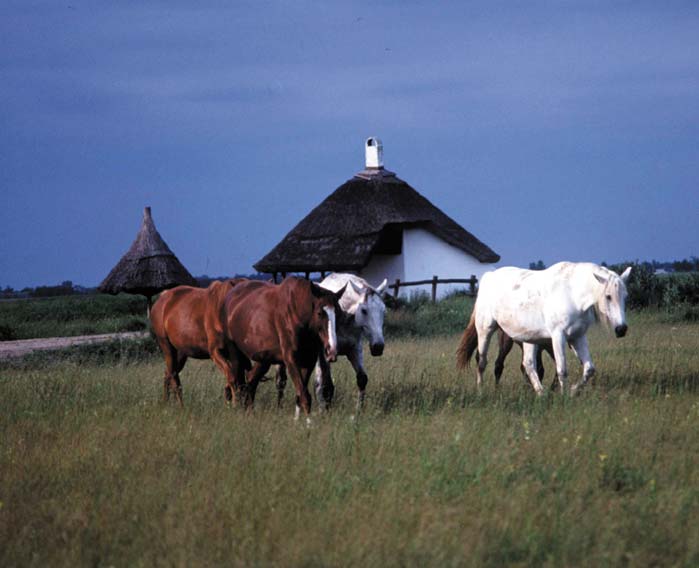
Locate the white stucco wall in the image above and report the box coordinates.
[358,227,496,299]
[360,252,404,290]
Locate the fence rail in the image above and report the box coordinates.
[388,275,478,302]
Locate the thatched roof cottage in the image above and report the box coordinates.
[99,207,197,306]
[254,138,500,298]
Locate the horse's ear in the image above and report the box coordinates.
[348,279,364,296]
[620,266,632,283]
[593,272,608,286]
[375,278,388,296]
[334,283,348,301]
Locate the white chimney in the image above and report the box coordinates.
[365,137,384,169]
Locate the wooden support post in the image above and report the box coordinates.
[394,278,401,298]
[470,275,476,296]
[304,271,310,280]
[431,275,438,302]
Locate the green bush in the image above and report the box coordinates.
[0,323,16,341]
[608,263,699,309]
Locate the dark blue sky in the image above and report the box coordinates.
[2,1,698,288]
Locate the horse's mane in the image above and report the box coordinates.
[587,264,620,332]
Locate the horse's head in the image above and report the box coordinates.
[593,266,632,337]
[310,283,347,362]
[348,278,388,356]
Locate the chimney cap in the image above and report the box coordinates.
[365,137,384,169]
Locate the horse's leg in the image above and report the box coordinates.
[347,343,367,411]
[521,343,544,395]
[494,330,514,386]
[542,341,558,391]
[210,345,241,406]
[244,361,271,410]
[475,320,497,388]
[171,353,187,406]
[157,339,181,404]
[275,365,287,408]
[569,335,595,395]
[535,348,545,387]
[550,331,569,395]
[314,350,334,412]
[286,362,313,422]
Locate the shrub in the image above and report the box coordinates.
[0,324,16,341]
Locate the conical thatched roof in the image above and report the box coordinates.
[99,207,197,297]
[254,168,500,274]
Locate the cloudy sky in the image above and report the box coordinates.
[2,1,698,288]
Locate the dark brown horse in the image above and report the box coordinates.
[222,277,345,419]
[150,279,244,405]
[492,330,556,389]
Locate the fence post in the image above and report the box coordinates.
[431,275,438,302]
[470,275,477,296]
[394,278,401,298]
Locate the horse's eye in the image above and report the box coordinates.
[606,295,612,301]
[361,308,368,316]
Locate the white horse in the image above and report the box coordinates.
[457,262,631,395]
[277,273,388,413]
[316,273,388,410]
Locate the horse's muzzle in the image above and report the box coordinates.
[325,347,338,362]
[370,343,384,357]
[615,324,628,338]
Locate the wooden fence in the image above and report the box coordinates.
[389,275,478,302]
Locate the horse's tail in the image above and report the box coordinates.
[456,308,478,370]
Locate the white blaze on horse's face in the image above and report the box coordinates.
[594,267,631,338]
[323,306,338,361]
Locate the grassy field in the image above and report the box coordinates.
[0,294,148,340]
[1,311,699,566]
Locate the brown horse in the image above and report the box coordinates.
[221,277,345,419]
[457,310,556,389]
[150,278,245,405]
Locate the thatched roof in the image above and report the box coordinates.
[254,168,500,274]
[99,207,197,297]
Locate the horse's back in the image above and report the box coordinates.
[151,285,211,356]
[477,262,600,342]
[477,266,556,341]
[321,272,369,294]
[224,280,279,337]
[225,279,304,362]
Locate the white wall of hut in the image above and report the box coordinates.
[359,227,492,299]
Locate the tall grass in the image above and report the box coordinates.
[1,315,698,566]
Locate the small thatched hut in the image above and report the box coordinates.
[254,138,500,298]
[99,207,197,309]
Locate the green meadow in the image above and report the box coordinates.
[1,307,698,566]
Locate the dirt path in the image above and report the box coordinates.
[0,332,149,360]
